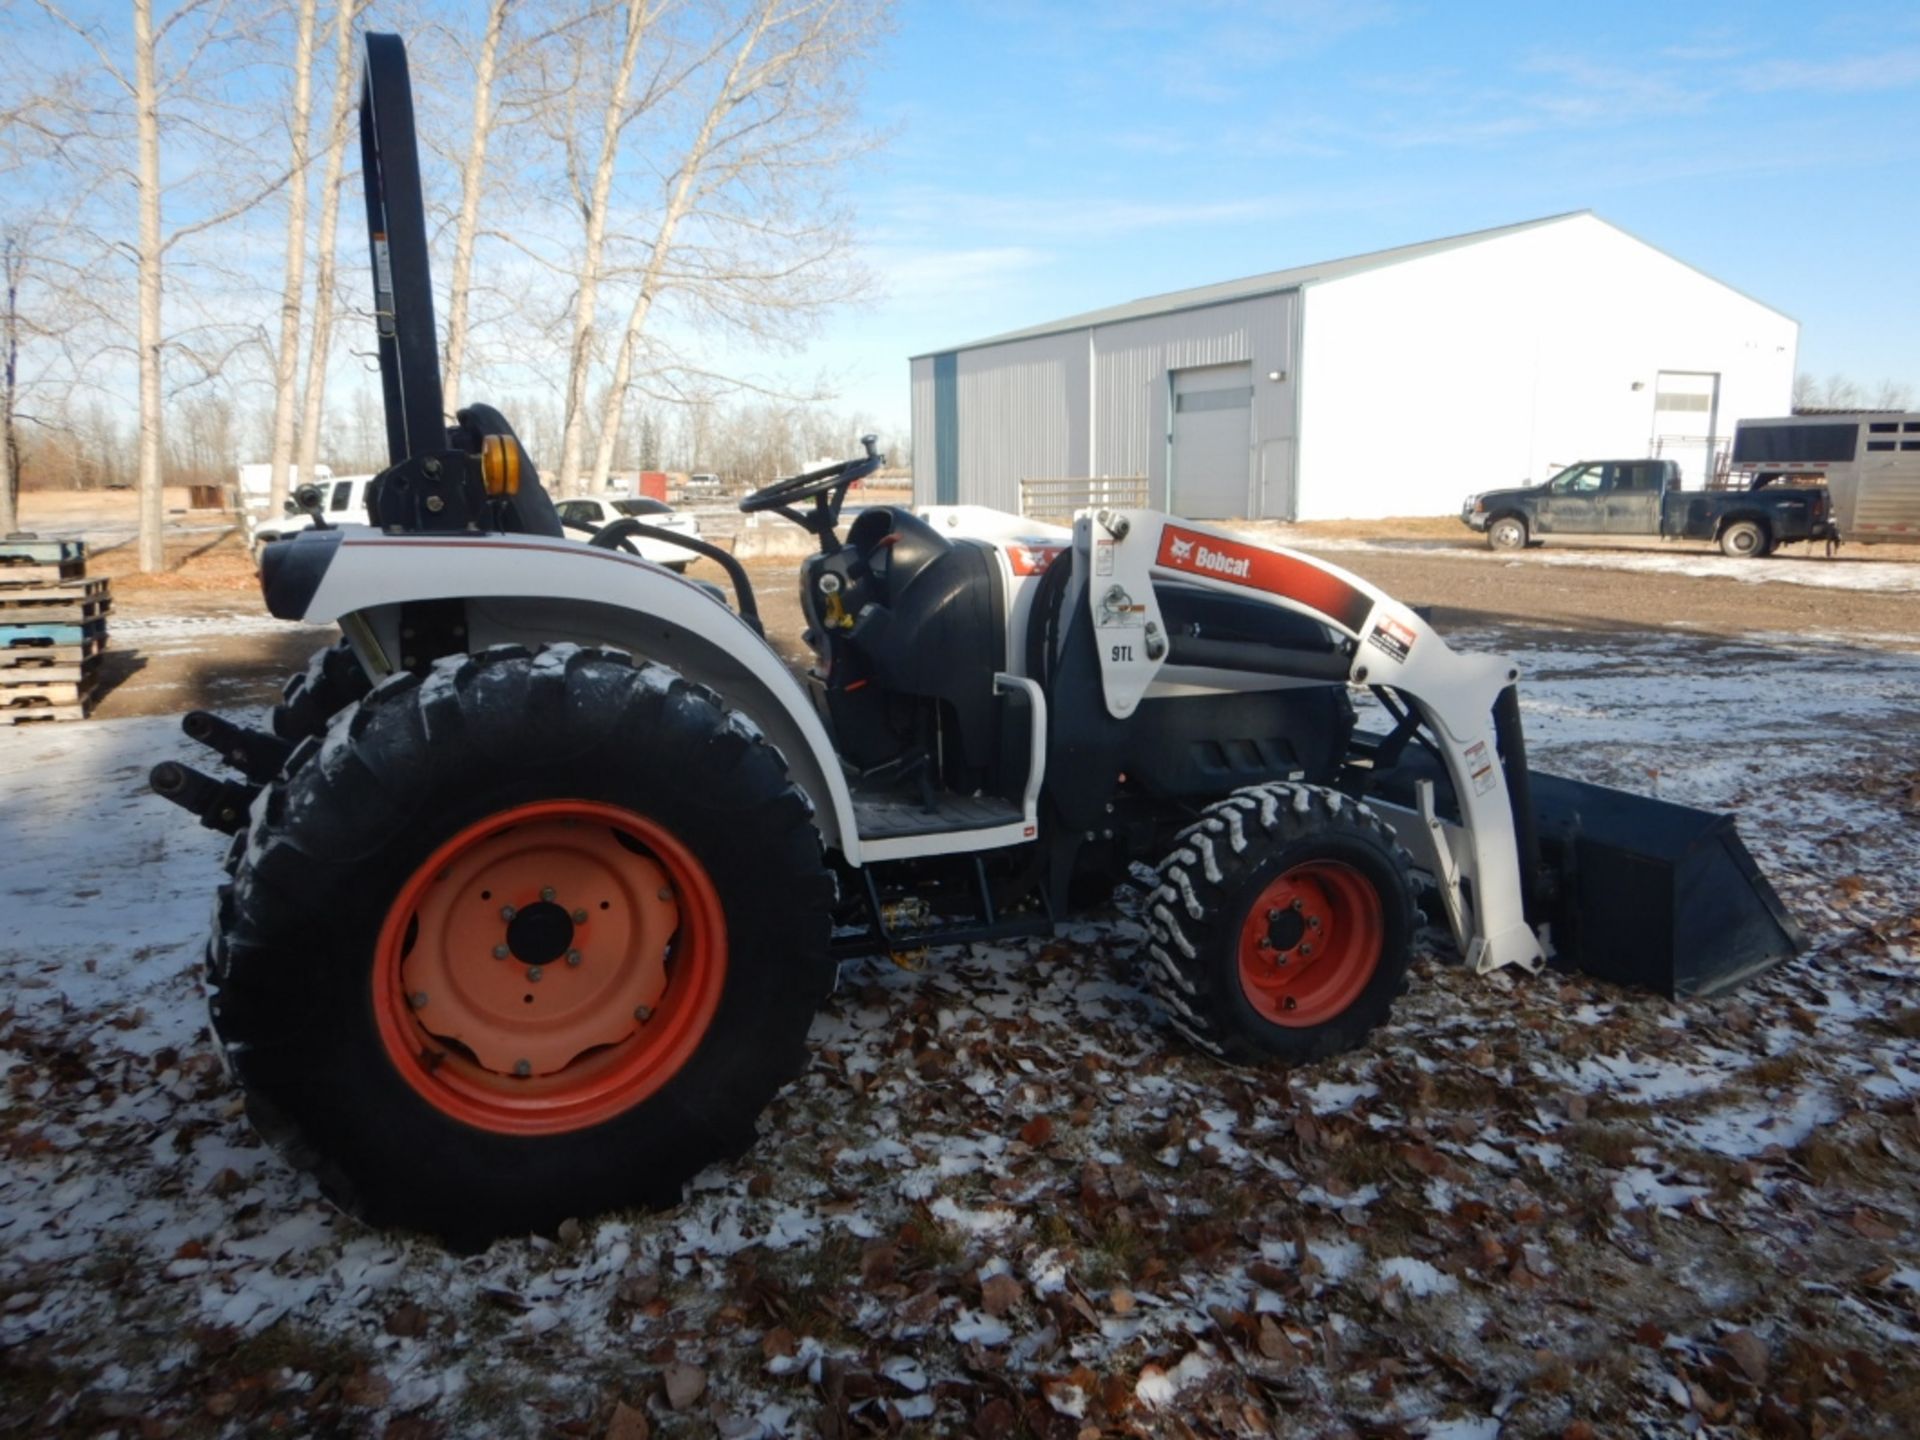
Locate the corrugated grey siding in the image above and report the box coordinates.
[953,331,1088,514]
[909,357,936,504]
[907,289,1299,520]
[1089,292,1297,514]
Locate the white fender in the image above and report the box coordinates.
[294,529,865,863]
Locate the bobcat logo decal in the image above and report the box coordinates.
[1167,535,1195,562]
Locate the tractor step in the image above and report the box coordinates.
[849,785,1024,840]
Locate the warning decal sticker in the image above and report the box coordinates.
[1463,740,1497,796]
[1366,615,1417,664]
[1154,525,1373,634]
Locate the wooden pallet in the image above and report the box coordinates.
[0,560,86,586]
[0,658,94,683]
[0,537,86,567]
[1,619,108,649]
[1,704,87,725]
[1,674,96,708]
[0,578,112,625]
[0,637,105,669]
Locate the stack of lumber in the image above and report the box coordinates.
[0,538,109,724]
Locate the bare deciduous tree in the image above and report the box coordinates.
[264,0,320,516]
[294,0,367,492]
[1794,372,1915,413]
[580,0,885,493]
[550,0,663,496]
[35,0,290,570]
[438,0,512,415]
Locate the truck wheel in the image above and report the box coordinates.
[1719,520,1770,559]
[211,644,835,1244]
[1144,784,1415,1066]
[1486,516,1528,551]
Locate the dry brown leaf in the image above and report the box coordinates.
[761,1326,797,1360]
[860,1242,898,1286]
[384,1302,430,1339]
[1256,1314,1289,1361]
[1850,1208,1899,1241]
[1721,1328,1768,1385]
[980,1272,1021,1317]
[605,1399,651,1440]
[1019,1115,1055,1147]
[1109,1288,1135,1316]
[662,1363,705,1412]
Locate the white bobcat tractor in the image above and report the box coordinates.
[152,36,1802,1245]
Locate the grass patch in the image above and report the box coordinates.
[1083,1212,1146,1287]
[1743,1053,1807,1088]
[1565,1123,1644,1170]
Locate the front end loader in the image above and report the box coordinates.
[151,34,1802,1245]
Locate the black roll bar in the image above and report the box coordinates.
[359,33,444,467]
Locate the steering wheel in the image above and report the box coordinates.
[738,435,882,543]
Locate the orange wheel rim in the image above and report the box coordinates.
[1236,860,1382,1027]
[372,800,725,1136]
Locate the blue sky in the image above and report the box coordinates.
[803,0,1920,432]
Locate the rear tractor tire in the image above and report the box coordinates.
[1486,516,1528,551]
[1719,520,1771,559]
[1145,783,1416,1066]
[211,644,836,1244]
[271,637,375,743]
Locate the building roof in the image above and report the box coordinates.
[915,210,1788,358]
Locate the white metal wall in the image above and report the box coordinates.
[1295,215,1798,519]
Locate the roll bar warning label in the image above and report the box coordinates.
[1366,616,1417,663]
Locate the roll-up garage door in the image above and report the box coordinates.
[1170,362,1253,519]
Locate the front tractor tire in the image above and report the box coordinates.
[1145,784,1416,1066]
[1486,515,1529,551]
[212,644,835,1245]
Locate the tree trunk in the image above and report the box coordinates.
[554,0,652,499]
[0,237,18,538]
[295,0,363,499]
[589,6,774,490]
[440,0,511,415]
[265,0,319,517]
[133,0,166,574]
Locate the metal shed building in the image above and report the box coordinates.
[908,212,1797,521]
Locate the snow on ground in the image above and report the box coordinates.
[4,630,1920,1436]
[1233,526,1920,596]
[110,611,318,648]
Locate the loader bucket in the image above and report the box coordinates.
[1529,771,1804,998]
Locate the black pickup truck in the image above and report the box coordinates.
[1461,459,1833,558]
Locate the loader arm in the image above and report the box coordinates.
[1080,509,1547,976]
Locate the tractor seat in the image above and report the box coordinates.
[835,506,1005,773]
